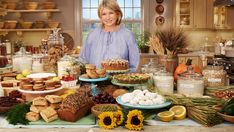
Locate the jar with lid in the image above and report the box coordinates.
[202,66,226,87]
[12,47,32,72]
[141,58,161,76]
[0,42,7,56]
[57,55,81,78]
[177,66,204,97]
[32,54,45,73]
[153,69,174,94]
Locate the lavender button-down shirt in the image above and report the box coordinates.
[79,25,140,72]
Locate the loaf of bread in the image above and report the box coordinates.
[57,86,94,122]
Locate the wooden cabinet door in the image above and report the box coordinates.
[193,0,207,28]
[206,0,214,29]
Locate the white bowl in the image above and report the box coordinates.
[61,80,78,88]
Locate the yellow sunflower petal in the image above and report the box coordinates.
[114,110,124,125]
[98,112,117,129]
[125,110,144,131]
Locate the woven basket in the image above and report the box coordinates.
[91,104,122,118]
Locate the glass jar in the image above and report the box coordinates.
[12,47,32,72]
[202,66,226,87]
[177,66,204,97]
[153,70,174,94]
[32,54,44,73]
[0,42,7,56]
[57,55,81,78]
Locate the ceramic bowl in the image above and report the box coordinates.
[20,22,33,29]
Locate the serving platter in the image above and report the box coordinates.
[18,86,63,94]
[116,96,171,109]
[27,73,56,79]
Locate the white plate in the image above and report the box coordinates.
[27,73,56,79]
[18,86,63,94]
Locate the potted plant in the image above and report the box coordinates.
[135,31,151,53]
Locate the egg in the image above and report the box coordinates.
[121,93,133,103]
[133,89,142,95]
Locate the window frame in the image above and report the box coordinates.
[74,0,150,46]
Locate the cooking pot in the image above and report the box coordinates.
[224,47,234,57]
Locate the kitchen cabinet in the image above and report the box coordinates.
[175,0,214,29]
[214,6,234,29]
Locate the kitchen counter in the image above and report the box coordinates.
[178,51,215,57]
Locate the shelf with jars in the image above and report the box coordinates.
[214,6,234,29]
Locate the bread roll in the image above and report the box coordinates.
[45,95,62,104]
[86,69,99,79]
[40,107,58,123]
[32,97,48,106]
[26,112,40,122]
[30,105,47,113]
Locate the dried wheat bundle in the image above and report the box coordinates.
[148,35,165,55]
[153,27,188,55]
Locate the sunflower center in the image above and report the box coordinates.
[131,116,140,125]
[103,117,112,125]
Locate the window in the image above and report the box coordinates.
[81,0,143,44]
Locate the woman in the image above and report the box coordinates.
[79,0,140,72]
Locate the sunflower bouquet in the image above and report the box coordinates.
[98,109,144,131]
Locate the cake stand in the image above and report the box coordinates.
[111,79,149,92]
[79,76,109,96]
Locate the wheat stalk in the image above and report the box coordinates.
[148,35,165,55]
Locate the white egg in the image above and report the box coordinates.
[121,93,133,103]
[143,89,149,94]
[137,92,145,99]
[133,89,142,95]
[129,100,138,105]
[145,100,153,105]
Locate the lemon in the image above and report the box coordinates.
[157,111,175,122]
[22,69,31,77]
[16,74,24,80]
[169,105,186,120]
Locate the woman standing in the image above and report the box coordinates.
[79,0,140,72]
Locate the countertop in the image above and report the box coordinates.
[178,51,215,57]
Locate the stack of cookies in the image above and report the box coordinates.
[19,78,62,91]
[80,64,106,79]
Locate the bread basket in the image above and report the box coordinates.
[20,22,33,29]
[91,104,122,118]
[0,21,4,29]
[35,21,45,28]
[43,2,56,9]
[4,20,17,29]
[24,2,38,10]
[6,2,17,10]
[48,21,59,28]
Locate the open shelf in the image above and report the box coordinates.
[6,9,60,13]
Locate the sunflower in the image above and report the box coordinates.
[98,112,117,129]
[114,110,124,125]
[125,110,144,131]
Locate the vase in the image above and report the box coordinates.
[157,55,178,73]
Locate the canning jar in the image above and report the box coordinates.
[57,55,81,78]
[32,54,44,73]
[202,66,226,87]
[12,47,32,72]
[153,70,174,94]
[177,66,204,97]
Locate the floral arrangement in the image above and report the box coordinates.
[98,109,144,131]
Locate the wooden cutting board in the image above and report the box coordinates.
[29,114,96,125]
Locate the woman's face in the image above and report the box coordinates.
[100,7,118,27]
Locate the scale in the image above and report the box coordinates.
[79,76,109,96]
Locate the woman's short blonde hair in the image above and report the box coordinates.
[98,0,123,27]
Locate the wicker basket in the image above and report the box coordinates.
[4,21,17,29]
[24,2,38,10]
[43,2,56,9]
[91,104,122,118]
[6,2,17,10]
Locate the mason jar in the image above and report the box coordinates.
[202,66,226,87]
[177,66,204,97]
[12,47,32,72]
[153,70,174,94]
